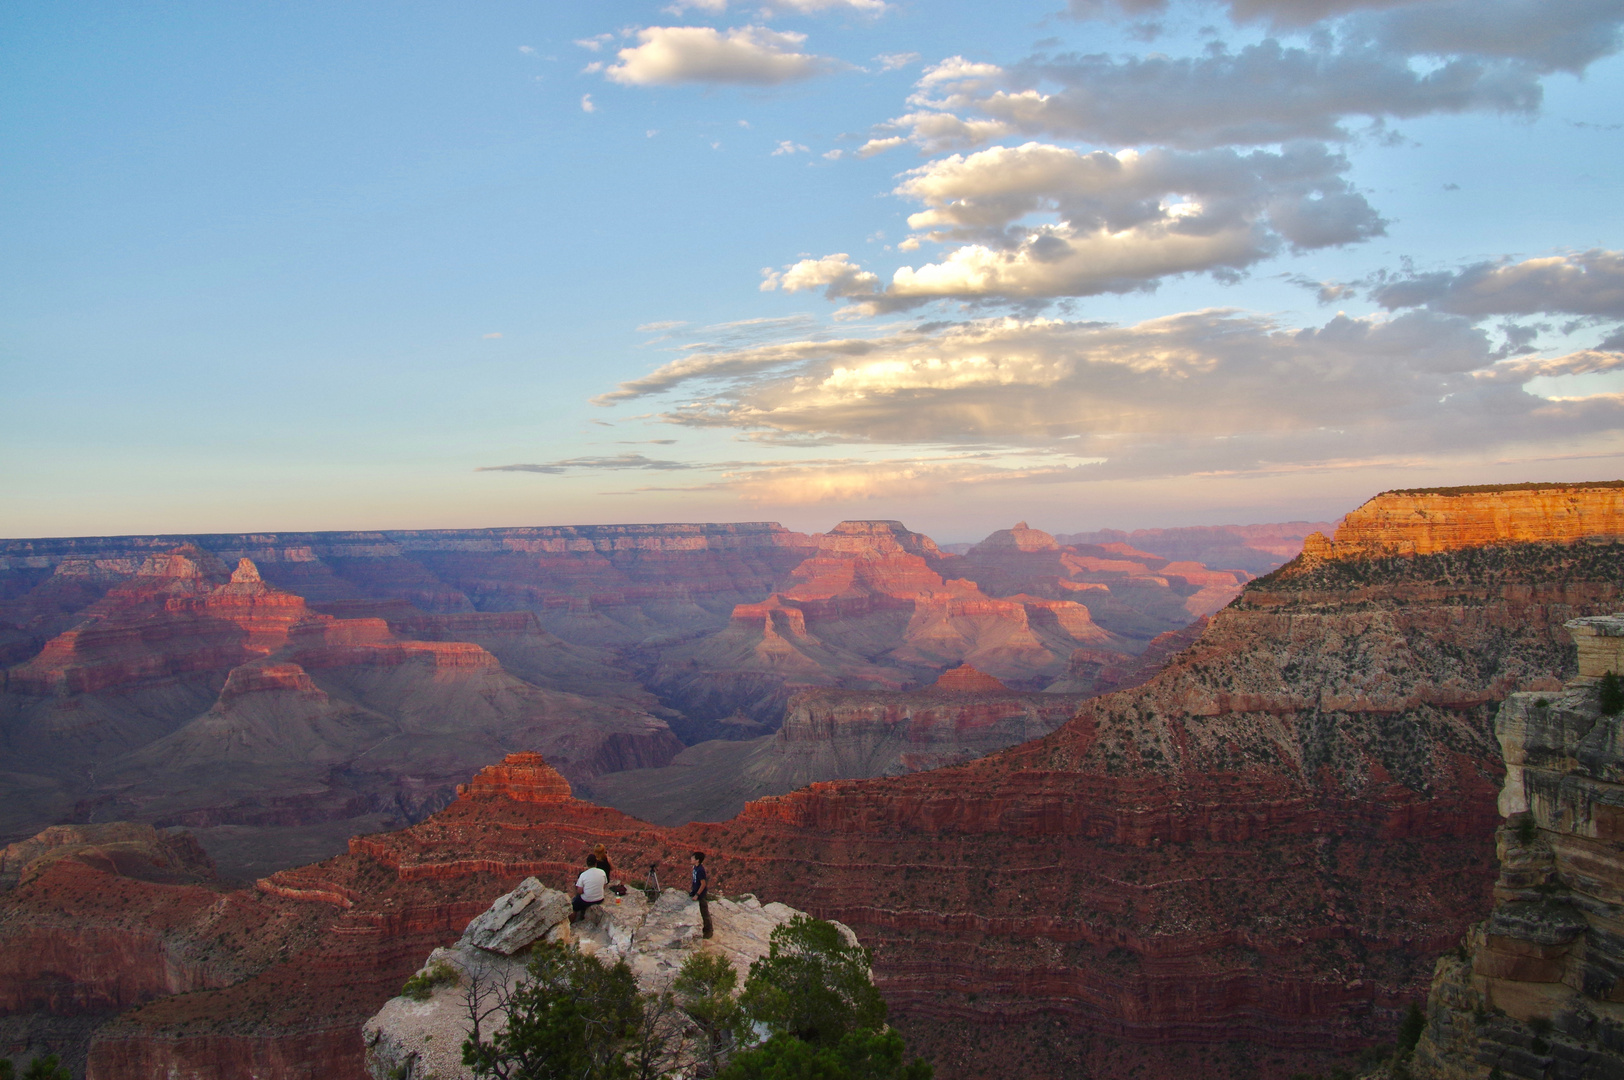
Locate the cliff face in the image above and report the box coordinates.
[1302,482,1624,561]
[0,549,681,871]
[1408,614,1624,1080]
[19,486,1622,1080]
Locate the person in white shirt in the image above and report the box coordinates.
[572,856,607,920]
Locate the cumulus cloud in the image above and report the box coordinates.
[895,42,1544,152]
[603,26,841,85]
[1371,250,1624,318]
[765,141,1384,309]
[864,2,1623,157]
[759,253,881,299]
[591,309,1624,479]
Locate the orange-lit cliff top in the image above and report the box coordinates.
[1302,481,1624,560]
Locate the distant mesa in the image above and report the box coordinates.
[969,521,1061,554]
[455,752,573,804]
[931,662,1009,693]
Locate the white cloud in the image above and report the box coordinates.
[574,34,614,52]
[765,141,1384,310]
[875,52,921,71]
[590,309,1624,481]
[581,93,597,113]
[771,140,811,155]
[483,332,503,339]
[665,0,729,12]
[603,25,841,86]
[518,45,536,55]
[759,253,880,298]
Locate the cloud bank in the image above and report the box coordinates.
[595,309,1624,480]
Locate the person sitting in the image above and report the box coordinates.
[590,843,612,878]
[572,855,608,922]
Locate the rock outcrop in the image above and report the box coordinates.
[1407,613,1624,1079]
[1302,481,1624,561]
[363,875,848,1080]
[0,822,215,892]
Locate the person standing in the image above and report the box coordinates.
[689,850,712,939]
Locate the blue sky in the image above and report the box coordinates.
[4,0,1622,541]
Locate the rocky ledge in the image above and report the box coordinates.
[363,875,847,1080]
[1407,613,1624,1078]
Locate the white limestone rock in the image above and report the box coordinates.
[363,883,849,1080]
[458,876,572,955]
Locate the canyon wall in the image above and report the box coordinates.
[8,484,1620,1079]
[1408,614,1624,1079]
[2,517,1234,872]
[1302,482,1624,561]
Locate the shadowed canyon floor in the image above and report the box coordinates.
[2,483,1622,1078]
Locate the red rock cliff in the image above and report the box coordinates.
[1302,481,1624,561]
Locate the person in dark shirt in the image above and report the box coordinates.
[689,850,712,939]
[590,843,613,878]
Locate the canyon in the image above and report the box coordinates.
[2,481,1621,1078]
[0,517,1256,873]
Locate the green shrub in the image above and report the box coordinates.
[675,951,748,1078]
[1517,815,1538,844]
[401,960,459,1001]
[19,1057,69,1080]
[1600,672,1624,716]
[718,1030,932,1080]
[464,940,641,1080]
[1397,1003,1427,1054]
[740,915,887,1047]
[0,1058,11,1080]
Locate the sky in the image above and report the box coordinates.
[3,0,1623,542]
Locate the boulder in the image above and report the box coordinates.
[458,877,572,955]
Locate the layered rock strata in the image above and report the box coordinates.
[1303,482,1624,561]
[1408,613,1624,1078]
[952,523,1246,643]
[10,487,1624,1079]
[0,548,680,870]
[578,676,1097,826]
